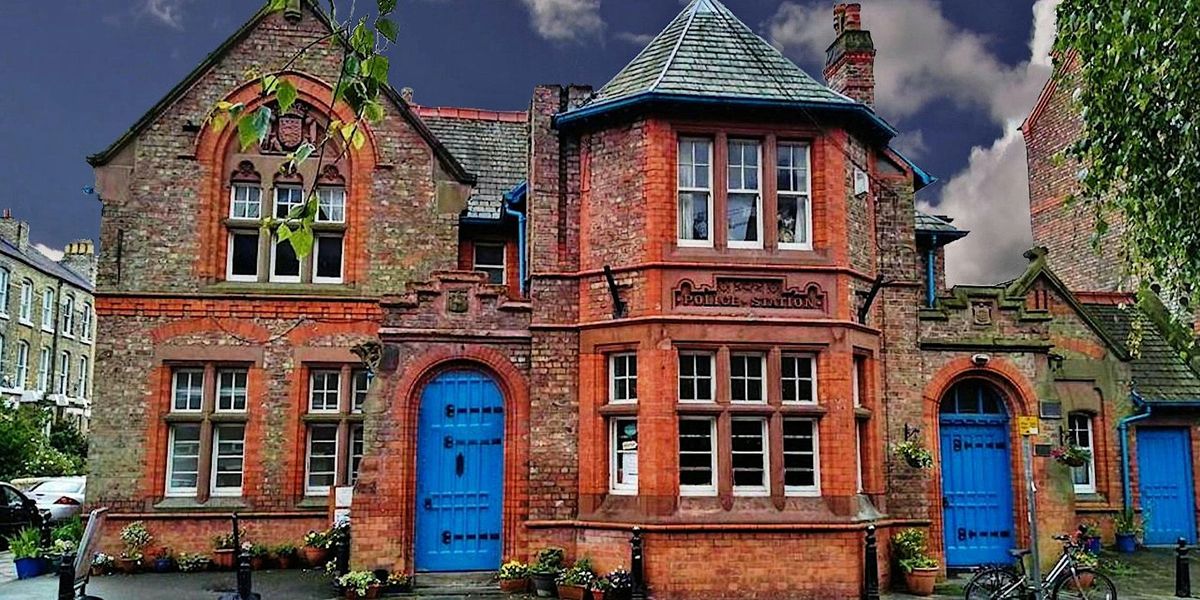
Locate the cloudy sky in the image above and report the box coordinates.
[0,0,1054,284]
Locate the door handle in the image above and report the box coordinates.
[442,530,452,545]
[456,453,465,477]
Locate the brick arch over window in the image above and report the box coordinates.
[921,356,1039,570]
[350,346,530,573]
[194,71,378,284]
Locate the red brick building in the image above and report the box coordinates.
[84,0,1200,597]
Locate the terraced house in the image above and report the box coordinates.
[83,0,1200,597]
[0,212,96,431]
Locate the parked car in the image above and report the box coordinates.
[27,477,86,523]
[0,482,43,550]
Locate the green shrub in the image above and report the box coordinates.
[6,527,43,560]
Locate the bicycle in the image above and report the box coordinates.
[963,529,1117,599]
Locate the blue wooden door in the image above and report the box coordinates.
[415,370,505,572]
[939,381,1014,567]
[1137,427,1197,546]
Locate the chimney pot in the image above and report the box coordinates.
[824,2,876,107]
[833,4,847,36]
[400,87,414,104]
[2,209,10,219]
[843,3,862,31]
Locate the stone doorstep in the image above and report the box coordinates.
[396,571,508,599]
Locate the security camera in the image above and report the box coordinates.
[971,353,990,366]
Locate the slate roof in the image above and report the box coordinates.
[581,0,853,110]
[418,110,529,221]
[915,210,967,239]
[0,240,93,292]
[1083,303,1200,403]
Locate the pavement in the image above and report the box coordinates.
[0,569,338,600]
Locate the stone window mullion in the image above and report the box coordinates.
[335,364,352,486]
[195,364,218,502]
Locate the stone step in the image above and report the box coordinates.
[414,572,497,589]
[387,571,513,600]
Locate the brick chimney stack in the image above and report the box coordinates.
[62,240,97,285]
[0,209,30,252]
[824,3,876,108]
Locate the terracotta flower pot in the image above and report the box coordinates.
[904,567,938,597]
[530,573,558,598]
[90,564,106,577]
[250,556,267,570]
[343,586,381,600]
[116,557,140,575]
[277,555,294,570]
[557,583,587,600]
[300,546,330,567]
[1064,571,1095,590]
[213,549,235,570]
[500,578,530,593]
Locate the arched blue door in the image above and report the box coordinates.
[939,379,1015,568]
[415,370,505,572]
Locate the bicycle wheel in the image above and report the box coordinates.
[1050,568,1118,600]
[964,566,1022,600]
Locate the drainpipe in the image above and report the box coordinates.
[925,236,937,308]
[1119,390,1153,511]
[503,188,527,297]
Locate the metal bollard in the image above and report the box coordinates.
[1177,538,1191,598]
[236,549,253,599]
[863,525,881,600]
[630,526,647,600]
[57,553,76,600]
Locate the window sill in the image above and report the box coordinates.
[675,403,724,415]
[18,319,31,327]
[599,403,639,416]
[302,413,361,423]
[297,496,331,510]
[779,404,828,417]
[855,407,872,419]
[205,282,363,297]
[41,327,55,334]
[154,496,247,511]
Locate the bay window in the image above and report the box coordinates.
[729,353,766,403]
[784,419,820,496]
[731,417,769,495]
[609,353,637,404]
[677,137,713,245]
[781,354,817,404]
[776,142,812,249]
[726,139,762,248]
[678,352,715,402]
[610,417,639,494]
[678,417,717,495]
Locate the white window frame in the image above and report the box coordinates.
[15,341,28,388]
[273,185,305,219]
[172,369,205,413]
[226,231,260,283]
[56,351,69,396]
[678,351,715,403]
[312,234,345,284]
[781,353,818,404]
[18,280,33,325]
[309,370,341,413]
[210,424,245,497]
[726,139,763,249]
[609,417,639,494]
[472,242,507,285]
[305,424,339,496]
[230,184,263,220]
[269,237,302,283]
[729,353,766,404]
[216,369,248,413]
[165,423,202,497]
[608,353,638,404]
[77,356,89,400]
[351,369,369,414]
[0,267,10,318]
[348,424,365,486]
[731,417,770,496]
[852,356,863,407]
[776,142,813,251]
[855,421,865,493]
[61,294,75,338]
[316,186,346,223]
[36,347,50,391]
[677,137,714,247]
[1068,413,1097,494]
[679,416,718,496]
[80,302,92,343]
[41,288,55,332]
[783,418,821,497]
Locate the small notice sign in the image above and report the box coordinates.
[1017,416,1040,436]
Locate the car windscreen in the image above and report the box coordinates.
[32,480,83,494]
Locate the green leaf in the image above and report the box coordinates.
[377,0,397,16]
[351,127,366,150]
[267,0,288,11]
[277,78,298,114]
[276,222,293,242]
[289,223,315,259]
[236,106,273,151]
[376,17,398,43]
[363,55,389,84]
[350,22,375,56]
[261,74,279,96]
[363,100,385,124]
[210,112,229,134]
[293,142,315,166]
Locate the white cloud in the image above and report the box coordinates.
[891,130,928,160]
[142,0,190,29]
[518,0,605,43]
[769,0,1059,285]
[34,243,64,262]
[614,31,655,46]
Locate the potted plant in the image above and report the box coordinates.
[556,558,595,600]
[152,546,175,573]
[1114,509,1144,553]
[91,552,114,576]
[893,439,934,469]
[1079,522,1102,554]
[117,521,152,574]
[382,571,412,594]
[529,547,565,598]
[177,552,213,573]
[337,570,382,599]
[1065,551,1098,589]
[42,538,78,574]
[212,529,243,570]
[893,528,939,596]
[498,559,530,593]
[245,543,269,570]
[1052,444,1092,468]
[273,543,298,569]
[590,575,612,600]
[6,526,43,580]
[605,568,634,600]
[301,529,331,567]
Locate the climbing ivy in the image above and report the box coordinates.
[208,0,398,258]
[1054,1,1200,332]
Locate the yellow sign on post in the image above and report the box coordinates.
[1017,416,1040,436]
